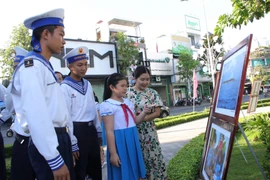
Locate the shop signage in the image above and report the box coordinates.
[151,82,163,86]
[50,39,117,75]
[185,15,200,31]
[147,52,173,76]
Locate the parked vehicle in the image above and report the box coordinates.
[187,98,202,106]
[263,86,270,97]
[194,98,202,105]
[186,98,193,106]
[160,105,170,118]
[174,99,187,107]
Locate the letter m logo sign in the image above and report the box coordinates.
[89,50,114,68]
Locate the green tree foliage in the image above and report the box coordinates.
[172,44,193,58]
[115,32,140,75]
[0,24,31,80]
[251,65,270,85]
[177,52,199,82]
[215,0,270,36]
[250,46,270,58]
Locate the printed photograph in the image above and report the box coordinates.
[215,45,248,117]
[202,123,231,180]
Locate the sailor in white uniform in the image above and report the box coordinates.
[11,9,76,180]
[2,46,36,180]
[0,85,11,125]
[61,46,102,180]
[0,83,8,180]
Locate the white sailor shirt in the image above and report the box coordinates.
[61,77,102,139]
[0,84,12,126]
[11,54,76,171]
[2,84,30,137]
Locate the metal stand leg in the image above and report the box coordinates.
[238,114,267,180]
[234,137,248,163]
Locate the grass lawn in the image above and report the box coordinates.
[227,132,266,180]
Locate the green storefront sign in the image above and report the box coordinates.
[185,15,200,31]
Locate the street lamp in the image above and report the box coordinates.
[180,0,216,89]
[198,36,223,76]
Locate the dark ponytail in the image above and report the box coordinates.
[103,73,127,101]
[103,76,111,101]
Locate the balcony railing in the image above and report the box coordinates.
[127,35,145,44]
[110,34,145,44]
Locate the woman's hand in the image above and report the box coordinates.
[143,105,152,114]
[110,153,121,167]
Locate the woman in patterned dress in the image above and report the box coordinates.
[127,66,168,180]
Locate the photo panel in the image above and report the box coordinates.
[215,45,248,117]
[247,80,262,113]
[201,118,235,180]
[212,34,253,125]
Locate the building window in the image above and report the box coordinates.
[96,31,101,41]
[188,35,195,46]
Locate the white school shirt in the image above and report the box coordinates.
[100,98,136,130]
[11,54,75,171]
[61,77,101,138]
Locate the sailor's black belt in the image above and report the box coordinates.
[73,121,94,126]
[54,126,69,134]
[15,133,29,144]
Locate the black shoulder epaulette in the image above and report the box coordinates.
[24,58,34,68]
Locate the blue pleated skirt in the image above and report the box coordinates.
[107,126,146,180]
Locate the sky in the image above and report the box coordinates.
[0,0,269,52]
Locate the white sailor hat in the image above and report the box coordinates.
[63,46,88,64]
[24,8,65,52]
[14,46,28,63]
[24,8,65,30]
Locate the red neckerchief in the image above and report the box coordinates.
[120,104,135,127]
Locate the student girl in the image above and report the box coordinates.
[100,73,150,180]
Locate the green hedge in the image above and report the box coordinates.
[241,98,270,109]
[155,111,209,130]
[155,111,208,122]
[241,102,270,110]
[167,133,204,180]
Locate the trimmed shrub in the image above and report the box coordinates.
[155,111,209,130]
[241,102,270,110]
[241,98,270,109]
[155,111,208,122]
[167,133,204,180]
